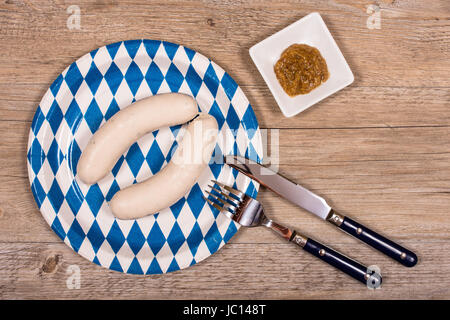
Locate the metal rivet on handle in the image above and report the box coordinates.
[356,228,363,235]
[319,249,326,256]
[400,252,406,260]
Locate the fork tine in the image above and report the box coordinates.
[203,197,233,219]
[208,185,240,206]
[205,190,237,212]
[204,196,223,211]
[212,180,244,199]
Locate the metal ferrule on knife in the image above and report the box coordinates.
[225,155,418,268]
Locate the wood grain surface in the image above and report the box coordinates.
[0,0,449,299]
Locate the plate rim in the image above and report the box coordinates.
[27,39,263,274]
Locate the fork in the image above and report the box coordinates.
[204,180,382,286]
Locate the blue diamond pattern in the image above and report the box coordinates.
[209,101,226,130]
[64,63,83,96]
[104,98,120,121]
[65,99,82,132]
[68,140,81,175]
[84,99,104,134]
[204,63,219,96]
[128,257,143,274]
[186,184,206,218]
[92,256,100,265]
[47,100,64,135]
[242,105,258,139]
[143,40,161,59]
[245,142,260,163]
[67,219,85,252]
[51,216,66,239]
[31,106,45,135]
[165,141,178,163]
[167,258,180,273]
[85,184,104,217]
[50,74,63,97]
[170,124,182,138]
[86,220,105,253]
[204,222,222,254]
[48,179,64,212]
[163,41,179,60]
[186,222,203,256]
[127,221,146,255]
[169,197,185,219]
[223,221,238,243]
[105,180,120,201]
[185,65,202,97]
[111,155,125,177]
[220,72,238,100]
[147,222,166,255]
[225,105,241,131]
[146,140,164,174]
[124,40,141,59]
[104,62,123,95]
[27,39,263,275]
[245,182,257,199]
[30,178,46,208]
[90,48,98,59]
[184,47,196,61]
[106,42,121,60]
[146,62,164,94]
[85,63,103,95]
[167,221,185,254]
[125,143,144,177]
[47,139,63,175]
[165,64,184,92]
[124,61,144,96]
[65,183,83,214]
[107,220,125,254]
[147,258,162,274]
[28,139,45,175]
[109,256,123,272]
[209,145,223,179]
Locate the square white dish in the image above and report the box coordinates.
[249,12,354,117]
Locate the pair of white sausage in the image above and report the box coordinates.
[77,93,218,220]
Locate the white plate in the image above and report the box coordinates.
[27,40,263,274]
[249,12,354,117]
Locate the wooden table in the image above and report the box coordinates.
[0,0,449,299]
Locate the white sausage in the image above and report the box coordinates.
[77,93,198,184]
[110,113,218,220]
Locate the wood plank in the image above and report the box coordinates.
[3,120,450,181]
[1,85,449,129]
[0,0,448,88]
[0,240,448,299]
[249,86,450,129]
[1,173,449,244]
[0,0,448,128]
[0,0,449,300]
[1,122,449,243]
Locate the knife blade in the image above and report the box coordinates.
[224,155,331,220]
[225,154,418,268]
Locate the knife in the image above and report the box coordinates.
[225,155,418,267]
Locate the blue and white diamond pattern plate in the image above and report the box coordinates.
[26,40,263,274]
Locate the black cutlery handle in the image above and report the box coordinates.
[329,212,418,267]
[290,232,381,286]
